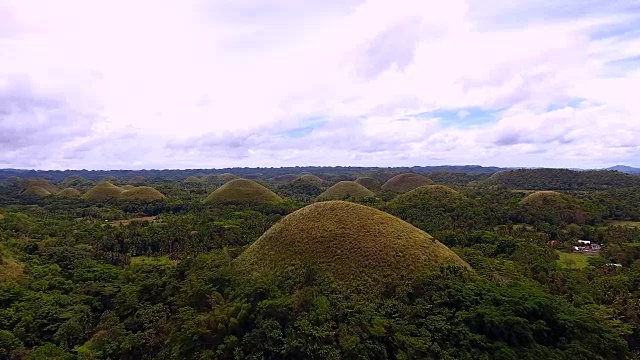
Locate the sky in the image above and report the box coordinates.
[1,0,640,170]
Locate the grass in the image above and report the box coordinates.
[20,186,52,198]
[56,188,81,197]
[218,173,238,182]
[82,182,125,201]
[235,201,470,294]
[354,176,382,191]
[316,181,375,201]
[22,178,59,194]
[204,178,282,205]
[0,252,24,283]
[556,251,597,269]
[130,255,178,267]
[120,186,167,201]
[608,221,640,228]
[521,191,565,203]
[389,185,462,206]
[294,174,325,186]
[184,176,203,184]
[109,216,159,225]
[381,173,435,193]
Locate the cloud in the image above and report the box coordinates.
[0,0,639,169]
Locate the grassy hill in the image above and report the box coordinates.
[317,181,375,201]
[120,186,167,202]
[184,176,202,184]
[293,174,325,186]
[56,188,81,197]
[354,176,382,191]
[204,179,282,205]
[20,186,51,198]
[517,191,593,225]
[218,173,239,182]
[83,182,125,201]
[381,173,435,193]
[22,178,59,194]
[235,201,470,293]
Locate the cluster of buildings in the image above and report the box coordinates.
[572,240,601,253]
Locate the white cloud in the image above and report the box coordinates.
[0,0,639,169]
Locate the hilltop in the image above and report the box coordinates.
[120,186,167,202]
[316,181,375,201]
[56,188,81,197]
[381,173,435,193]
[354,176,381,191]
[204,178,282,205]
[518,191,593,225]
[83,182,125,201]
[20,186,51,198]
[21,178,59,194]
[235,201,470,293]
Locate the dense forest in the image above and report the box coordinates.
[1,168,639,359]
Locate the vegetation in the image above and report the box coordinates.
[486,168,640,190]
[381,173,435,193]
[516,191,594,225]
[128,176,147,185]
[120,186,167,202]
[20,186,51,198]
[183,176,202,184]
[269,174,298,183]
[204,178,282,205]
[236,201,470,293]
[316,181,375,201]
[217,173,238,182]
[354,176,381,191]
[55,188,81,198]
[293,174,325,186]
[21,178,59,194]
[82,181,125,201]
[0,167,639,358]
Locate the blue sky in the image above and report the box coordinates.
[1,0,639,169]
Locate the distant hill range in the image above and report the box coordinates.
[0,165,508,182]
[603,165,640,174]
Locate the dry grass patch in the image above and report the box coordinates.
[120,186,167,202]
[317,181,375,201]
[235,201,470,294]
[204,178,282,205]
[83,182,125,201]
[109,216,158,226]
[382,173,435,193]
[0,256,24,283]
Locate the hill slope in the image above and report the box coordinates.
[120,186,167,201]
[83,182,125,201]
[235,201,470,293]
[20,186,51,198]
[354,176,382,191]
[382,173,435,193]
[317,181,375,201]
[204,179,282,205]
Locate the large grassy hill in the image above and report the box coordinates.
[20,186,52,198]
[235,201,470,294]
[55,188,81,198]
[381,173,435,193]
[354,176,381,191]
[316,181,375,201]
[120,186,167,202]
[21,178,59,194]
[204,179,282,205]
[83,182,125,201]
[517,191,594,225]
